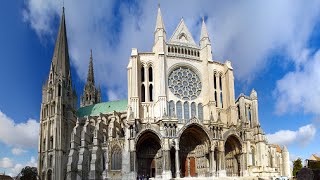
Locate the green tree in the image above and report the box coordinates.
[18,166,38,180]
[293,158,303,176]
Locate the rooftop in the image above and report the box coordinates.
[77,99,128,118]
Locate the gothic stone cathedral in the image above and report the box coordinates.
[38,7,291,180]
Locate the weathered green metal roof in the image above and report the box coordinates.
[77,99,128,118]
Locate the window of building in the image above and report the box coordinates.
[220,92,223,108]
[169,100,175,117]
[214,91,217,107]
[251,147,255,166]
[219,75,222,91]
[198,103,203,120]
[214,73,217,89]
[58,84,61,97]
[49,155,53,167]
[183,101,189,120]
[141,85,145,102]
[50,136,53,149]
[111,146,122,170]
[141,67,145,82]
[148,67,153,82]
[176,101,182,121]
[191,102,196,118]
[149,84,153,102]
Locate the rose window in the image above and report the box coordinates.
[168,67,201,100]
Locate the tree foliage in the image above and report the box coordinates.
[293,158,303,176]
[19,166,38,180]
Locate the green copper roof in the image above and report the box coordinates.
[77,99,128,118]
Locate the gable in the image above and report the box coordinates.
[169,18,198,48]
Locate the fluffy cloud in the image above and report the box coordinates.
[0,157,14,168]
[22,0,320,99]
[266,124,316,147]
[11,148,27,156]
[0,110,39,148]
[8,156,37,177]
[275,50,320,114]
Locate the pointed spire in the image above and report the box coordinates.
[87,49,95,84]
[155,4,165,32]
[51,7,70,78]
[200,17,210,43]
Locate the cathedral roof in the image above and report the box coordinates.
[77,99,127,117]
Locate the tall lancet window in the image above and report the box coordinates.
[149,84,153,102]
[184,102,189,120]
[149,67,153,82]
[191,102,196,118]
[141,67,145,82]
[169,100,175,117]
[141,85,145,102]
[198,103,203,121]
[176,101,182,121]
[111,146,122,170]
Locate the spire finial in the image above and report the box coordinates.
[90,49,93,59]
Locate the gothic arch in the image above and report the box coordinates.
[168,63,202,81]
[222,128,243,144]
[176,122,212,144]
[135,128,163,146]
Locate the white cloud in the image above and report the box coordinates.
[3,156,37,177]
[0,110,39,148]
[11,148,27,156]
[266,124,316,147]
[22,0,320,99]
[0,157,14,168]
[275,49,320,114]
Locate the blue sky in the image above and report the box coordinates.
[0,0,320,176]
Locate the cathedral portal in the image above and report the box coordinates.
[136,131,162,178]
[179,125,211,177]
[225,135,242,176]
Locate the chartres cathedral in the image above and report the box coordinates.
[38,6,291,180]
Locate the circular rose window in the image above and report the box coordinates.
[168,67,201,100]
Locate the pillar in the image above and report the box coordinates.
[175,148,180,178]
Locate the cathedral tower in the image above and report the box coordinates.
[38,8,78,180]
[80,50,101,107]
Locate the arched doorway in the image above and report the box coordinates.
[47,169,52,180]
[179,125,210,177]
[224,135,242,176]
[136,131,162,178]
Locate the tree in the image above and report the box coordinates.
[18,166,38,180]
[293,158,303,177]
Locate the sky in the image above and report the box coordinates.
[0,0,320,176]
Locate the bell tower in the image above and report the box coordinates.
[38,7,78,180]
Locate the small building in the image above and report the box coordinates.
[306,154,320,169]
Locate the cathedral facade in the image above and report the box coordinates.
[38,7,291,180]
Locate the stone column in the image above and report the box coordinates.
[175,149,180,178]
[218,150,226,177]
[210,150,216,176]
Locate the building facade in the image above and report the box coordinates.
[38,6,291,180]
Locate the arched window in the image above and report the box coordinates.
[149,84,153,102]
[102,152,106,170]
[248,107,252,127]
[214,91,217,107]
[141,67,145,82]
[43,138,46,151]
[219,76,222,90]
[169,100,175,117]
[49,155,53,167]
[111,146,122,170]
[191,102,196,118]
[141,85,145,102]
[58,84,61,97]
[176,101,182,120]
[178,48,180,54]
[220,92,223,108]
[50,136,53,149]
[214,73,217,89]
[183,102,189,120]
[175,47,177,53]
[168,47,170,52]
[149,67,153,82]
[198,103,203,120]
[251,147,255,166]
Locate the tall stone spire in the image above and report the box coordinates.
[87,49,95,84]
[80,50,101,107]
[200,17,211,47]
[155,4,165,32]
[51,7,70,77]
[38,7,78,180]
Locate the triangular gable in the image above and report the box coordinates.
[169,18,198,47]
